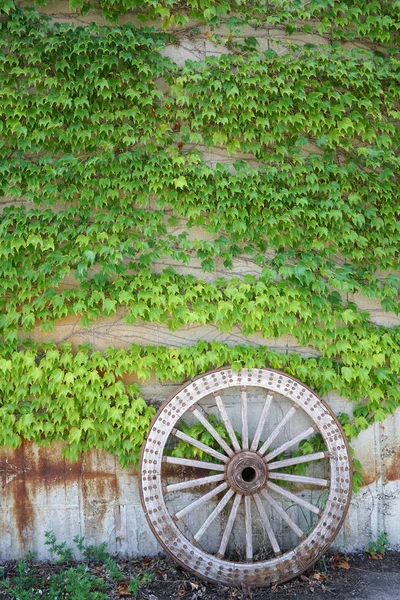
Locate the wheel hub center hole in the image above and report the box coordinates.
[241,466,256,483]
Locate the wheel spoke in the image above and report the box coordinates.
[166,473,226,493]
[268,452,327,470]
[250,392,273,452]
[194,489,235,542]
[190,407,234,457]
[173,428,228,463]
[269,472,328,487]
[217,493,242,558]
[163,456,225,471]
[253,494,281,556]
[267,481,321,515]
[175,482,228,520]
[214,394,241,452]
[245,495,253,561]
[260,490,305,539]
[258,406,298,456]
[264,425,316,462]
[241,387,249,450]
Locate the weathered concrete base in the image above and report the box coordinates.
[1,402,399,560]
[336,416,400,553]
[0,442,159,560]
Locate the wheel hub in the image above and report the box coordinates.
[225,450,268,495]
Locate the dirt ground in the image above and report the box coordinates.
[1,551,400,600]
[125,552,400,600]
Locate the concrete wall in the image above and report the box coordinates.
[1,400,400,560]
[2,1,399,560]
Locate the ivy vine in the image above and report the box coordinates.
[4,0,398,48]
[0,339,388,480]
[0,2,399,493]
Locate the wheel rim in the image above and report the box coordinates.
[139,368,352,587]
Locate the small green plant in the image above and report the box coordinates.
[73,536,109,563]
[128,572,155,597]
[45,531,74,563]
[366,532,389,557]
[104,557,124,582]
[73,535,123,581]
[315,553,329,576]
[0,537,124,600]
[0,554,39,599]
[47,565,108,600]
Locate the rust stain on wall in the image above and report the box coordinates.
[10,441,35,550]
[0,442,132,544]
[358,458,377,487]
[386,449,400,482]
[361,471,377,486]
[81,453,121,541]
[37,447,82,486]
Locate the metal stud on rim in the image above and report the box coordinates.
[139,368,352,587]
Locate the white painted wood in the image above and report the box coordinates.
[164,456,225,471]
[244,495,253,561]
[214,395,241,452]
[175,482,228,520]
[217,493,242,557]
[253,493,281,555]
[267,481,321,515]
[258,406,298,455]
[261,490,304,538]
[173,429,228,463]
[268,473,328,487]
[191,408,234,456]
[194,489,235,542]
[250,392,273,451]
[264,426,316,462]
[268,452,326,470]
[166,473,225,493]
[241,388,249,450]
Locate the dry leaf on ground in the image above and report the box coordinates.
[312,572,327,581]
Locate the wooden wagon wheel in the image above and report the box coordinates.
[139,368,352,587]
